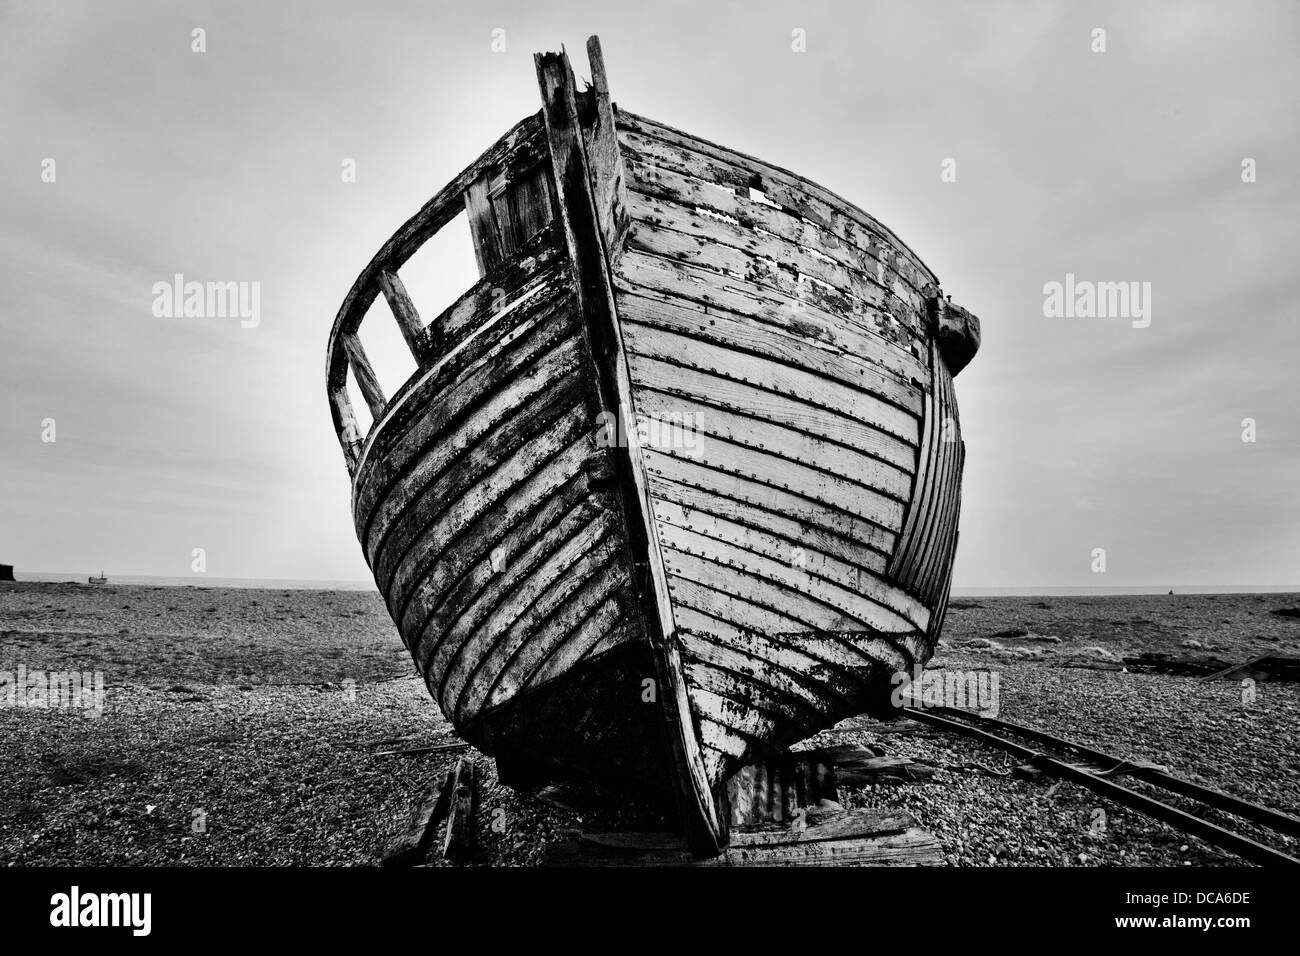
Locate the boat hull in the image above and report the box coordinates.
[328,38,977,853]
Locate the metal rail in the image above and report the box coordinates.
[903,706,1300,867]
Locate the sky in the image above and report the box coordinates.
[1,0,1297,588]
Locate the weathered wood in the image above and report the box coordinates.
[380,769,454,867]
[619,285,924,424]
[546,820,942,866]
[581,35,629,256]
[441,756,478,862]
[890,342,964,609]
[726,753,840,827]
[326,112,546,468]
[801,746,938,785]
[616,112,938,296]
[341,332,386,420]
[1202,654,1300,682]
[464,173,504,277]
[537,46,722,856]
[731,808,912,845]
[373,741,472,758]
[329,385,363,473]
[615,249,929,396]
[378,270,429,364]
[928,295,980,376]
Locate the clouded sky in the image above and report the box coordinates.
[2,0,1297,587]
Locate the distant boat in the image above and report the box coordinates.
[88,571,107,585]
[0,564,13,582]
[325,37,979,855]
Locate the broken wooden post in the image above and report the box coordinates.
[381,769,454,867]
[442,756,478,862]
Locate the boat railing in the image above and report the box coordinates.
[326,110,553,477]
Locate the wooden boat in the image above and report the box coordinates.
[326,38,979,855]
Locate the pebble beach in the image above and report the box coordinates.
[2,582,1297,866]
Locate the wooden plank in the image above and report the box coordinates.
[678,629,854,718]
[654,500,895,617]
[354,279,576,547]
[619,283,924,421]
[371,378,590,599]
[625,187,921,317]
[364,338,583,576]
[399,443,599,662]
[731,809,911,845]
[642,448,898,558]
[646,429,907,533]
[624,316,921,441]
[455,541,629,722]
[378,270,430,363]
[341,332,386,419]
[441,756,478,862]
[430,502,618,717]
[546,824,942,866]
[395,468,600,643]
[615,111,938,294]
[381,769,455,866]
[623,157,931,342]
[615,249,929,394]
[464,173,504,277]
[362,336,582,572]
[657,519,923,631]
[649,477,890,574]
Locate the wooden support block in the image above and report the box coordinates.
[441,756,478,863]
[381,769,454,867]
[545,811,942,867]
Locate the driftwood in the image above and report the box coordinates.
[442,756,478,862]
[802,744,938,784]
[374,741,472,758]
[380,770,454,867]
[1202,654,1300,682]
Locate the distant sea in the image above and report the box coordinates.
[13,572,377,591]
[8,572,1296,596]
